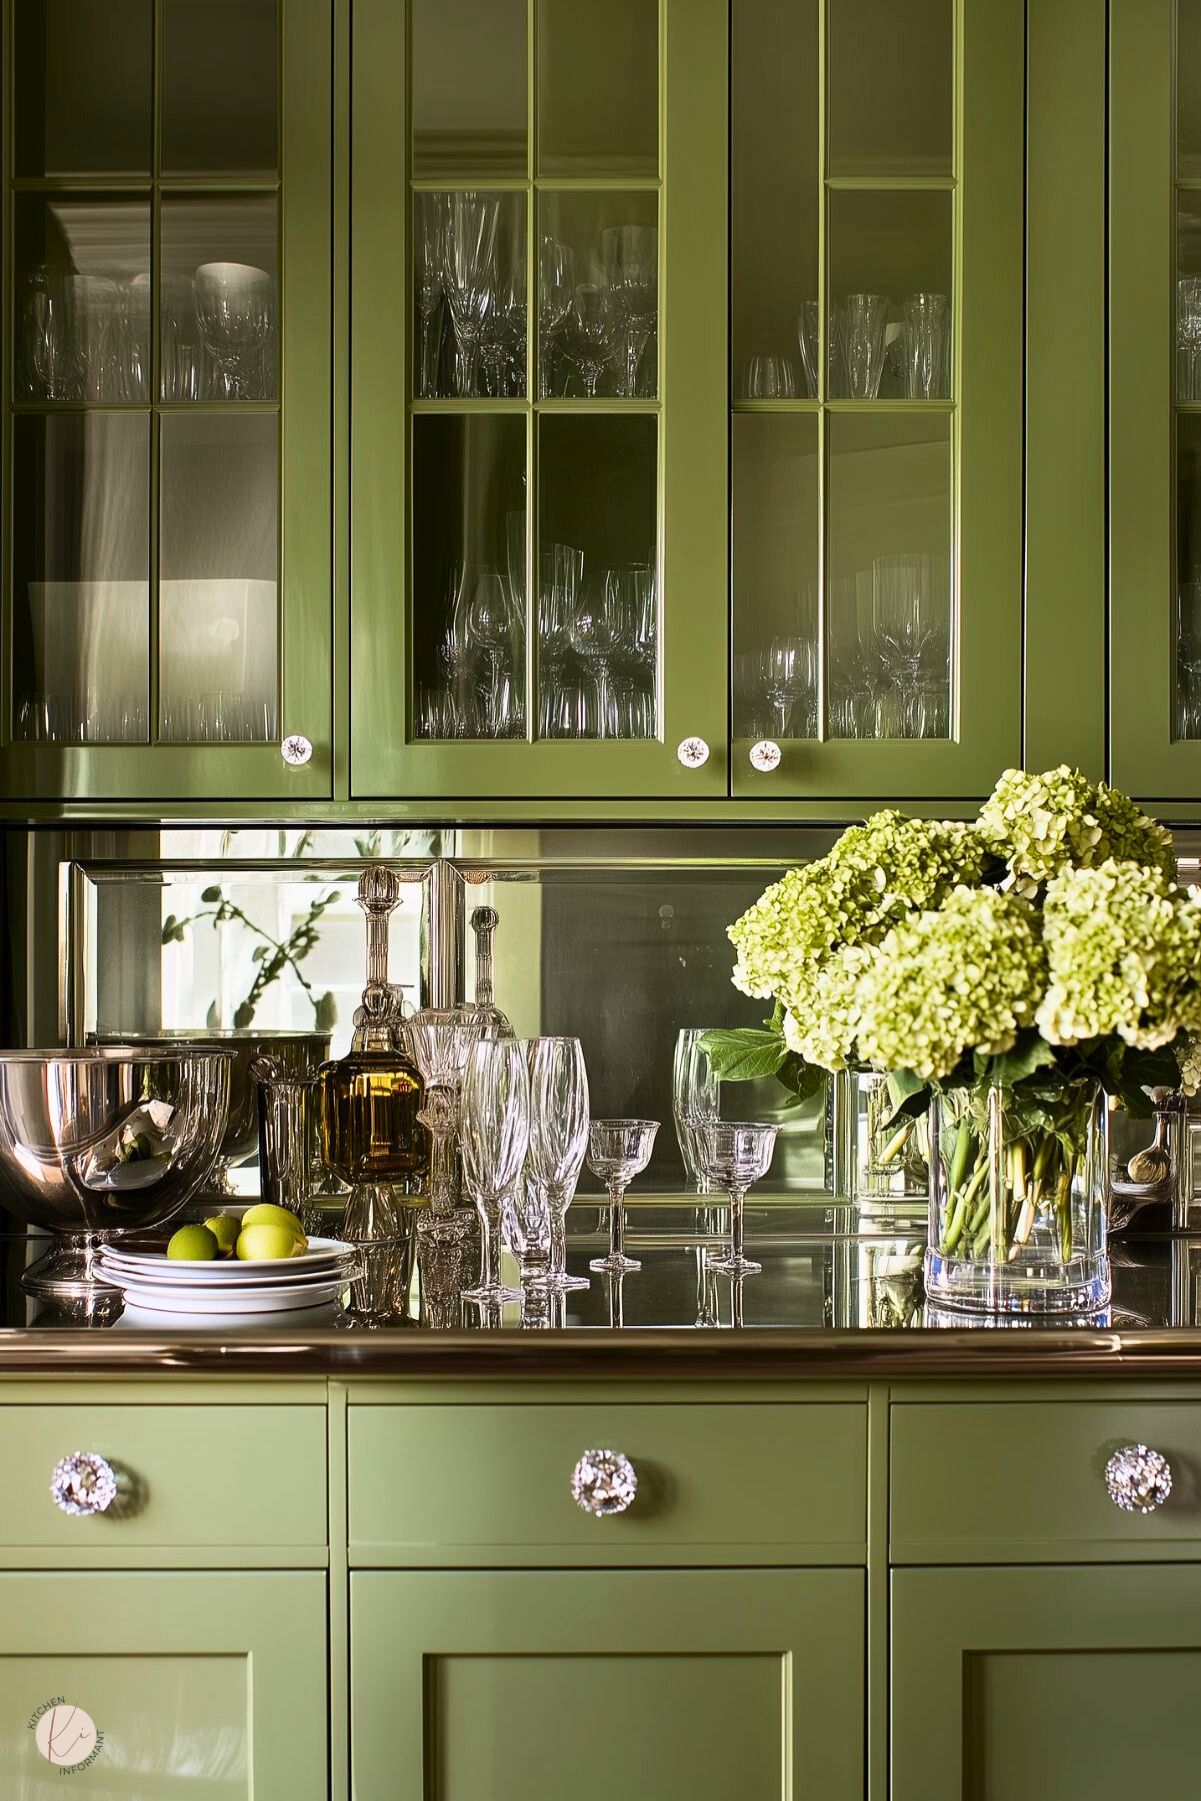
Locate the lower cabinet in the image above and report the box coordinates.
[892,1564,1201,1800]
[0,1571,328,1799]
[351,1567,864,1801]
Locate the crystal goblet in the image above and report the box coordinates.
[697,1121,777,1277]
[587,1118,659,1274]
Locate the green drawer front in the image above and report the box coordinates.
[0,1407,327,1562]
[349,1401,867,1566]
[892,1400,1201,1562]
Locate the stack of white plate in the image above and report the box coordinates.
[97,1236,359,1323]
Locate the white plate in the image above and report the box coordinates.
[113,1274,354,1314]
[100,1235,355,1281]
[101,1262,358,1293]
[116,1299,342,1331]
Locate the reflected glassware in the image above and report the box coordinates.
[440,190,501,397]
[835,293,889,399]
[796,302,820,398]
[1179,276,1201,401]
[601,223,658,397]
[161,274,208,400]
[587,1118,659,1274]
[460,1038,530,1303]
[502,1174,551,1284]
[538,235,576,397]
[1178,580,1201,736]
[123,273,151,401]
[561,282,614,398]
[672,1030,720,1196]
[405,1007,486,1242]
[194,261,273,399]
[23,266,78,400]
[527,1035,591,1292]
[414,191,446,398]
[738,353,798,399]
[697,1120,778,1277]
[901,292,950,399]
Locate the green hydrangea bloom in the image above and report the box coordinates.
[978,765,1176,896]
[855,887,1046,1081]
[1037,861,1201,1050]
[783,942,879,1072]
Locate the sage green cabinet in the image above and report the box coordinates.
[892,1564,1201,1801]
[0,1570,327,1797]
[351,1567,864,1801]
[2,0,333,805]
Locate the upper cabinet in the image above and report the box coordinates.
[1111,0,1201,801]
[730,0,1024,799]
[1,0,332,804]
[350,0,730,799]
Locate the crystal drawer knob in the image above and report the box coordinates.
[748,739,781,773]
[1105,1443,1172,1513]
[571,1448,638,1516]
[51,1452,118,1517]
[281,733,313,767]
[676,736,710,769]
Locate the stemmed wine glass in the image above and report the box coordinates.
[601,224,657,397]
[587,1119,658,1274]
[461,1039,530,1304]
[464,566,525,737]
[696,1122,777,1277]
[1178,581,1201,735]
[538,236,576,396]
[568,573,624,737]
[561,283,613,398]
[440,190,500,397]
[405,1008,486,1243]
[527,1036,591,1292]
[194,261,272,399]
[414,191,446,397]
[672,1030,720,1196]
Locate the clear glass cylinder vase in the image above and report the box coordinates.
[835,1070,929,1209]
[925,1079,1110,1314]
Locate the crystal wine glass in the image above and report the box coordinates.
[502,1174,552,1286]
[697,1121,777,1277]
[463,566,525,737]
[460,1038,530,1303]
[194,261,272,400]
[1178,580,1201,735]
[538,235,576,396]
[561,282,614,398]
[414,191,446,397]
[567,573,625,737]
[600,223,658,397]
[405,1007,486,1243]
[835,292,889,399]
[901,292,950,399]
[440,190,501,397]
[528,1036,591,1292]
[587,1118,658,1275]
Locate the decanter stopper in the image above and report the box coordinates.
[471,906,499,1009]
[358,864,402,993]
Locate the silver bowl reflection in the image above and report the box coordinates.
[0,1046,233,1299]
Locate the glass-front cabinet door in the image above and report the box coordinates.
[1,0,332,805]
[351,0,728,799]
[730,0,1023,799]
[1111,0,1201,801]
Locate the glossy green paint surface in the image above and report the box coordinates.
[351,1567,864,1801]
[0,1571,327,1798]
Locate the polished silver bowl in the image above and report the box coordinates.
[0,1046,233,1298]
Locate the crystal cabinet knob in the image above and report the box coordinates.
[571,1448,638,1516]
[50,1452,118,1517]
[748,739,782,773]
[677,736,710,769]
[1104,1443,1173,1514]
[281,733,313,767]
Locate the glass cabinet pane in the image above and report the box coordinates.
[159,416,279,742]
[1177,417,1201,737]
[827,413,952,740]
[161,0,278,177]
[732,0,819,390]
[538,415,658,739]
[827,0,953,177]
[1180,0,1201,179]
[412,0,527,178]
[12,415,150,742]
[14,0,152,178]
[412,414,527,741]
[538,191,658,398]
[161,197,278,401]
[537,0,658,177]
[828,190,953,399]
[414,191,525,399]
[732,415,819,738]
[15,196,151,402]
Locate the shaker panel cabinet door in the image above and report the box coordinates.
[2,0,333,806]
[0,1572,327,1799]
[893,1565,1201,1801]
[351,1568,864,1801]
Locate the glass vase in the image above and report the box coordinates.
[925,1078,1110,1314]
[835,1070,929,1210]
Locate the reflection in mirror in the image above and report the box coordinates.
[1177,416,1201,738]
[732,415,819,739]
[412,0,526,176]
[538,0,658,177]
[414,192,525,399]
[827,190,953,399]
[411,414,527,742]
[15,196,151,403]
[12,414,150,744]
[828,0,953,176]
[161,0,278,176]
[827,413,952,740]
[732,0,819,390]
[538,191,658,398]
[14,0,152,178]
[160,197,278,401]
[538,415,658,739]
[159,415,279,743]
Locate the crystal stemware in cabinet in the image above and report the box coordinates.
[414,191,446,398]
[194,261,272,399]
[835,292,889,399]
[527,1036,591,1292]
[587,1118,658,1274]
[460,1038,529,1304]
[561,282,614,398]
[796,301,820,398]
[601,223,657,397]
[697,1121,777,1277]
[463,566,525,737]
[1179,581,1201,737]
[901,292,950,399]
[538,235,576,396]
[440,190,501,397]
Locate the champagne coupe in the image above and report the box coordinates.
[405,1008,486,1243]
[460,1039,530,1304]
[697,1121,778,1277]
[538,235,576,396]
[527,1036,591,1292]
[414,191,446,397]
[587,1118,659,1274]
[601,223,658,397]
[440,190,500,397]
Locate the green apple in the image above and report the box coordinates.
[240,1202,305,1240]
[167,1223,219,1261]
[202,1214,240,1258]
[236,1221,306,1262]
